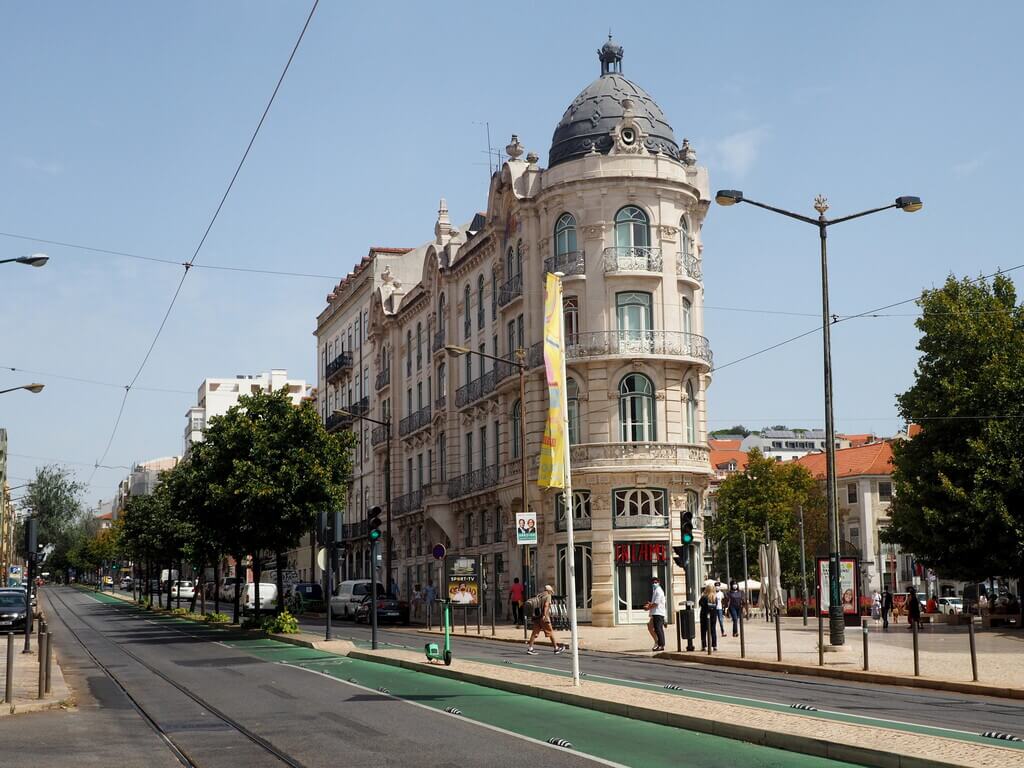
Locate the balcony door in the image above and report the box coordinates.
[557,543,593,623]
[616,292,653,354]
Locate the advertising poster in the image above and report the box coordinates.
[817,557,858,615]
[445,555,481,607]
[516,511,538,546]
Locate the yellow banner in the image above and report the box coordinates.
[538,273,566,489]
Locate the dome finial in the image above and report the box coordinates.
[598,34,623,76]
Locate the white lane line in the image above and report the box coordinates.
[281,662,631,768]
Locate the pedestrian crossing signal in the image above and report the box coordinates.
[680,511,694,544]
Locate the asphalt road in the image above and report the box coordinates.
[299,613,1024,741]
[21,588,856,768]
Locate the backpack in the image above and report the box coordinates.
[525,595,542,618]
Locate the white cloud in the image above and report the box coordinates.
[711,127,768,178]
[16,156,64,176]
[952,154,987,178]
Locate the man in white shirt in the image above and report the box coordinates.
[645,577,667,651]
[714,583,726,637]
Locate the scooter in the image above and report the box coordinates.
[424,599,452,665]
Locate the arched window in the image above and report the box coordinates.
[681,297,692,336]
[416,322,423,370]
[616,291,653,353]
[437,362,446,399]
[511,399,522,458]
[613,488,668,528]
[505,247,516,279]
[554,213,577,257]
[567,378,581,445]
[563,296,579,346]
[463,284,471,338]
[477,275,485,329]
[615,206,649,249]
[619,373,655,442]
[515,240,523,278]
[685,380,697,443]
[406,331,412,376]
[490,272,497,320]
[679,215,691,259]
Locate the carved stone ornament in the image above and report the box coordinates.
[658,224,679,242]
[506,135,525,161]
[609,98,648,156]
[680,138,697,166]
[526,151,540,166]
[582,223,605,239]
[381,265,394,284]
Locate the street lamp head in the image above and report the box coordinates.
[443,344,471,358]
[18,254,49,268]
[25,383,44,394]
[715,189,743,206]
[895,196,923,213]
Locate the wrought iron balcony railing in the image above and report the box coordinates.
[566,330,712,366]
[498,274,523,307]
[447,465,499,499]
[325,351,354,383]
[455,369,497,408]
[434,395,447,412]
[393,489,423,516]
[602,246,663,274]
[544,251,585,277]
[432,329,446,354]
[676,252,703,282]
[375,366,390,390]
[371,424,390,446]
[398,405,432,437]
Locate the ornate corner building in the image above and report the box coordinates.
[315,39,713,626]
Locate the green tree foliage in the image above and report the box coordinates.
[885,274,1024,583]
[19,465,84,556]
[706,449,827,592]
[710,425,751,438]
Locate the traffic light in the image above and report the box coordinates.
[368,506,383,542]
[680,511,694,544]
[672,545,689,569]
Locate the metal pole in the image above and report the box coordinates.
[724,538,731,583]
[741,530,749,610]
[324,544,332,643]
[23,555,32,653]
[817,581,824,666]
[490,563,496,636]
[818,202,844,647]
[912,618,920,676]
[385,427,393,595]
[369,539,378,650]
[968,618,978,682]
[518,350,529,642]
[774,608,782,661]
[738,605,745,658]
[799,505,809,627]
[5,633,13,704]
[862,617,869,671]
[44,631,52,694]
[37,632,46,699]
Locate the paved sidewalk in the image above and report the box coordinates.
[0,631,71,716]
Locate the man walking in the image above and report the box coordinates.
[881,587,893,629]
[525,584,564,656]
[645,576,667,651]
[714,582,726,637]
[509,577,524,627]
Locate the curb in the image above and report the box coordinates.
[414,628,591,650]
[347,649,973,768]
[655,650,1024,700]
[3,699,72,718]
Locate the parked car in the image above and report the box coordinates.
[354,594,401,624]
[938,597,963,615]
[242,582,278,613]
[120,576,134,591]
[329,580,381,620]
[170,580,195,600]
[288,582,324,613]
[2,585,36,609]
[0,592,28,631]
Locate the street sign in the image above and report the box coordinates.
[432,543,446,560]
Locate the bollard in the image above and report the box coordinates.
[862,618,869,671]
[968,617,978,682]
[774,609,782,662]
[817,593,824,667]
[37,632,46,699]
[912,619,920,677]
[463,606,468,635]
[738,606,746,659]
[44,632,52,694]
[676,610,682,653]
[5,633,13,704]
[427,601,432,631]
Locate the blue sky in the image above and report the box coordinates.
[2,2,1021,503]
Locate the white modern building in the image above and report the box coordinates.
[112,456,180,520]
[740,429,851,462]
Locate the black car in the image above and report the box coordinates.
[354,594,401,624]
[0,592,28,631]
[288,582,325,612]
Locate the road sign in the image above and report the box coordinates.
[432,543,446,560]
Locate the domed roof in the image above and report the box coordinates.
[548,38,680,168]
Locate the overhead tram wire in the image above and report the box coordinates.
[1,365,192,394]
[87,0,320,488]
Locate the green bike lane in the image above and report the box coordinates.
[80,591,855,767]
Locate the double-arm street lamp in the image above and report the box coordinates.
[715,190,922,646]
[0,384,45,396]
[332,408,392,594]
[0,254,48,268]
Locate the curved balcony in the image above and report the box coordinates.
[569,442,711,474]
[325,351,353,384]
[676,252,703,283]
[393,489,423,517]
[602,246,663,274]
[544,251,585,277]
[399,405,432,437]
[567,330,712,366]
[447,465,499,499]
[498,274,523,307]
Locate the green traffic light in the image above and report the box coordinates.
[369,530,381,541]
[682,532,693,544]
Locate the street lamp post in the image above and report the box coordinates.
[0,384,45,396]
[445,344,529,638]
[0,254,48,268]
[715,190,922,646]
[332,408,392,596]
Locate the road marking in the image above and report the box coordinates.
[282,662,632,768]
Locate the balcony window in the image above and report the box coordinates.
[616,292,653,353]
[613,487,668,528]
[567,378,581,445]
[477,275,485,329]
[563,296,579,346]
[614,206,650,249]
[679,215,691,259]
[437,362,446,396]
[465,512,473,547]
[511,399,522,459]
[555,212,578,256]
[491,272,497,320]
[406,331,412,376]
[556,490,592,531]
[416,322,423,370]
[685,380,697,443]
[619,373,655,442]
[464,284,471,339]
[681,297,692,336]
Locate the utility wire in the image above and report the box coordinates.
[1,365,192,394]
[87,0,319,487]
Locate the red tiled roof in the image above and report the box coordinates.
[709,438,742,450]
[796,441,894,479]
[907,423,922,438]
[96,512,113,520]
[710,449,749,471]
[838,433,876,447]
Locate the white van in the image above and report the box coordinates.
[242,582,278,612]
[330,580,376,619]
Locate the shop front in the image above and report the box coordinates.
[614,540,669,624]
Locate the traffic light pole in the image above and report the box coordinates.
[369,538,379,650]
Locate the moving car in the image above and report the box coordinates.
[217,577,242,602]
[120,576,133,591]
[938,597,963,615]
[242,582,278,613]
[170,580,195,600]
[354,594,401,624]
[0,592,29,631]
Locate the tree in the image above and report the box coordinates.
[201,388,354,619]
[885,274,1024,586]
[19,465,84,557]
[710,425,751,438]
[706,449,827,595]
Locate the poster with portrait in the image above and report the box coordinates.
[516,510,538,546]
[445,555,481,607]
[817,557,858,615]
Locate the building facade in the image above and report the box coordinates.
[317,39,715,626]
[740,429,851,463]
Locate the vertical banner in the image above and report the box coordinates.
[816,557,858,615]
[538,272,566,489]
[445,555,481,606]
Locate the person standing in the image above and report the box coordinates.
[424,580,437,624]
[881,587,893,629]
[411,583,423,620]
[699,585,717,651]
[509,577,525,627]
[714,583,726,637]
[525,585,564,656]
[727,581,742,637]
[644,576,667,651]
[907,586,922,631]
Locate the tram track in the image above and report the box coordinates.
[45,587,305,768]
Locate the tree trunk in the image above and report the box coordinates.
[166,563,173,609]
[232,552,242,625]
[275,551,285,616]
[214,559,221,615]
[190,558,202,614]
